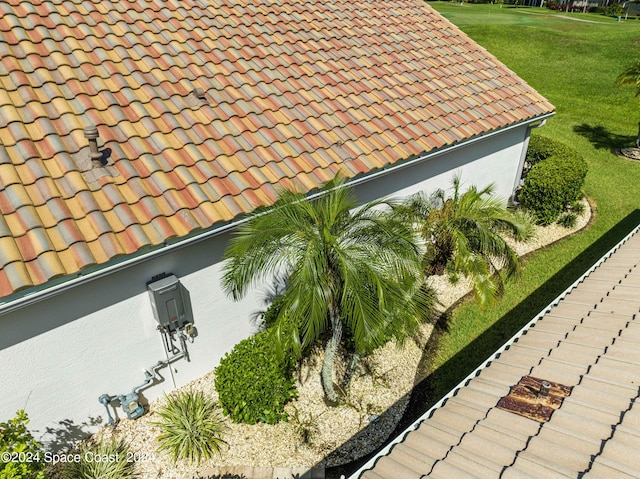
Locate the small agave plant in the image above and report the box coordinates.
[152,390,228,465]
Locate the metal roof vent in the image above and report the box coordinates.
[74,125,119,183]
[189,88,208,107]
[84,126,108,167]
[193,88,206,100]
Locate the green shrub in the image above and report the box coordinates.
[526,135,578,167]
[520,138,588,225]
[261,295,286,330]
[215,331,297,425]
[153,390,227,464]
[62,438,138,479]
[0,410,47,479]
[569,200,586,216]
[605,4,624,16]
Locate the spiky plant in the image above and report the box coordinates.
[152,390,227,465]
[63,438,139,479]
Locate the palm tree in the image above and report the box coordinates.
[222,176,436,403]
[615,59,640,148]
[399,175,534,307]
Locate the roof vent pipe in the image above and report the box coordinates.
[539,381,551,397]
[84,126,107,167]
[193,88,206,100]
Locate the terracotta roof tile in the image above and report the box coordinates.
[0,0,553,298]
[1,261,33,294]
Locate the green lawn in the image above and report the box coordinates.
[423,2,640,400]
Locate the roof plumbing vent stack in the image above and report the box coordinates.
[84,126,104,167]
[539,381,551,397]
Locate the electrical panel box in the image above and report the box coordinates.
[147,274,188,331]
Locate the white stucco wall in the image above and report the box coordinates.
[0,123,532,451]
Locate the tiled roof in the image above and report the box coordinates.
[0,0,554,299]
[353,226,640,479]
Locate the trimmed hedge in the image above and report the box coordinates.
[520,136,588,225]
[525,135,579,167]
[214,331,297,425]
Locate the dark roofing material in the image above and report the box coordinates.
[354,225,640,479]
[0,0,554,298]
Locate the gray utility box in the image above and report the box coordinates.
[147,274,188,331]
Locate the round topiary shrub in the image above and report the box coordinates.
[519,140,588,225]
[215,331,297,425]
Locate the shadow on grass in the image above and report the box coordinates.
[326,209,640,479]
[573,123,636,151]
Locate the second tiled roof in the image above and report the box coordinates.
[354,227,640,479]
[0,0,554,298]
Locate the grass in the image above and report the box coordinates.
[424,2,640,399]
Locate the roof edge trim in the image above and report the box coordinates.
[0,113,555,316]
[348,218,640,479]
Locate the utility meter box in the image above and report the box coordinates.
[147,274,188,331]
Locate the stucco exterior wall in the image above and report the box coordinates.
[0,124,532,450]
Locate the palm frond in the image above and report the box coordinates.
[221,174,439,400]
[405,174,534,307]
[615,59,640,97]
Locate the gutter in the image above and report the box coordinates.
[348,220,640,479]
[0,113,554,316]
